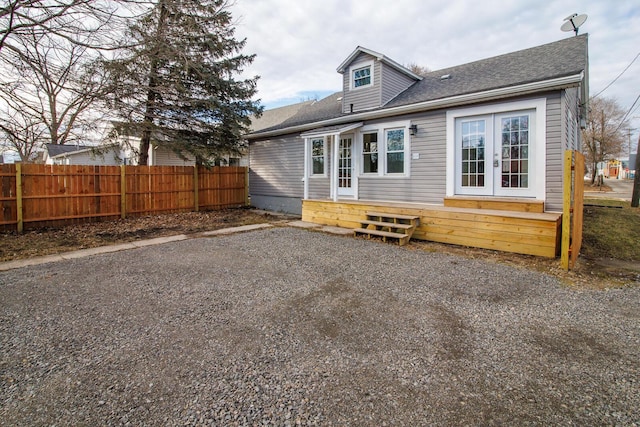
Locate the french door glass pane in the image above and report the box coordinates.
[500,115,529,188]
[460,119,485,187]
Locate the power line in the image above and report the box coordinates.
[615,93,640,134]
[592,51,640,99]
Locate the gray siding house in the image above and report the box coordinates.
[247,36,588,257]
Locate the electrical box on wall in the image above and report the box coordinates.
[412,152,420,160]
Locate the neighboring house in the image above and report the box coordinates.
[110,124,247,167]
[43,144,123,165]
[246,35,589,257]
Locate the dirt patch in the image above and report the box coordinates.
[409,240,639,289]
[0,208,279,262]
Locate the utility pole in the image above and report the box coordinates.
[632,134,639,207]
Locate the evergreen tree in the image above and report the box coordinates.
[105,0,262,165]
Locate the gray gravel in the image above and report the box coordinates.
[1,226,638,426]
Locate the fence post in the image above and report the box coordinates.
[194,165,199,212]
[244,167,249,206]
[15,163,23,233]
[120,165,126,219]
[560,150,572,270]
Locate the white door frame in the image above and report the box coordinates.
[446,98,546,200]
[337,134,355,198]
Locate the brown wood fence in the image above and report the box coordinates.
[561,150,585,270]
[0,164,248,232]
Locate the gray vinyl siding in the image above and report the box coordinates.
[563,87,580,151]
[308,145,331,199]
[249,135,304,198]
[545,92,563,212]
[342,52,381,113]
[358,112,447,204]
[381,64,416,106]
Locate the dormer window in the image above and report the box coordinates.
[350,60,374,90]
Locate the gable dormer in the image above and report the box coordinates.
[337,46,422,114]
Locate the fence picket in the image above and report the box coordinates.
[0,164,247,231]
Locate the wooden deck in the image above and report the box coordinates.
[302,199,562,257]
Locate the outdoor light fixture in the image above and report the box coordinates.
[409,124,418,136]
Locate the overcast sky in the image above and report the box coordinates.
[231,0,640,150]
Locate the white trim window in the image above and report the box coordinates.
[310,137,327,176]
[362,131,378,173]
[350,60,374,90]
[385,128,405,174]
[358,121,410,177]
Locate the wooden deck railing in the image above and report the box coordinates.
[0,164,248,232]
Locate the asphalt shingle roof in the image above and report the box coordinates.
[45,144,87,157]
[250,35,588,137]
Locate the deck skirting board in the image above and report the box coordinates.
[302,199,561,257]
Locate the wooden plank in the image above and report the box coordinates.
[571,152,585,268]
[302,199,561,257]
[359,219,414,229]
[366,211,419,220]
[354,228,407,239]
[16,163,23,233]
[444,196,545,213]
[561,151,572,270]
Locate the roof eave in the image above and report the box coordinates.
[246,73,584,140]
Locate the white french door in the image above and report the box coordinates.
[338,135,354,197]
[455,110,536,197]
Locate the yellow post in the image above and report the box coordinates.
[560,150,573,270]
[244,166,250,206]
[15,163,23,233]
[120,165,126,219]
[193,165,199,212]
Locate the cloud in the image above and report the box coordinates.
[232,0,640,139]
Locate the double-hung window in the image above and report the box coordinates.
[350,61,373,90]
[311,138,326,175]
[362,132,378,173]
[353,66,371,88]
[359,122,410,176]
[385,128,405,174]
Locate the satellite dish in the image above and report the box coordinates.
[561,13,588,36]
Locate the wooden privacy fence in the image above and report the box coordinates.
[0,164,248,232]
[561,150,585,270]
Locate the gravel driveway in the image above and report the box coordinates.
[1,226,638,426]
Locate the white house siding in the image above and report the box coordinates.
[249,135,304,214]
[151,147,195,166]
[544,92,564,212]
[49,148,122,165]
[381,64,416,106]
[341,52,381,113]
[358,112,447,204]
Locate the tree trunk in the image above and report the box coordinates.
[632,138,640,207]
[137,0,168,166]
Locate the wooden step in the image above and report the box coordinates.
[353,228,411,246]
[366,211,420,222]
[359,219,414,230]
[354,212,421,246]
